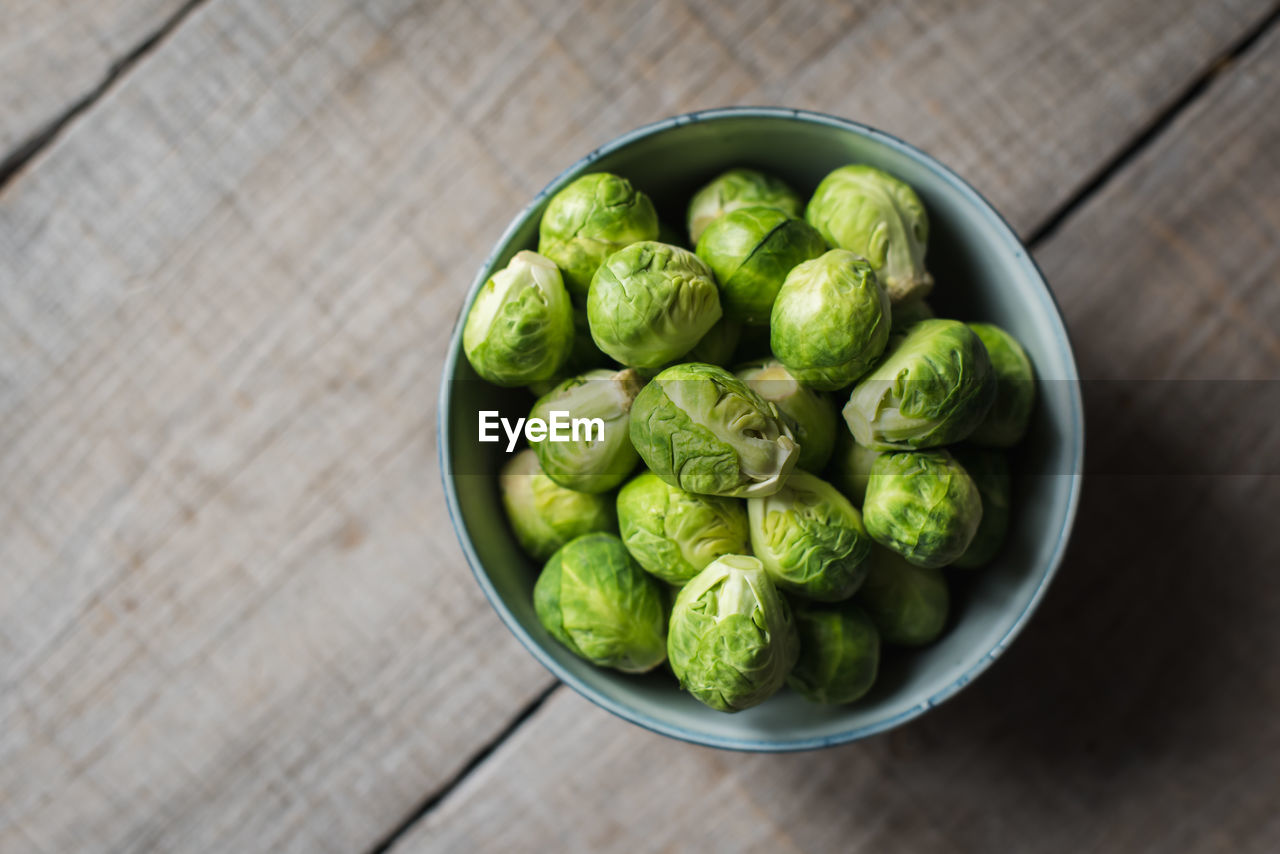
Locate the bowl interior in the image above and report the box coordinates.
[442,109,1082,750]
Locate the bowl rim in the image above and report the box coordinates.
[438,106,1085,752]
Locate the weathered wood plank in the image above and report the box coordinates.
[391,22,1280,854]
[0,0,189,158]
[1,0,1276,851]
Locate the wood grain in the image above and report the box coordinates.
[0,0,189,158]
[1,0,1276,851]
[390,22,1280,854]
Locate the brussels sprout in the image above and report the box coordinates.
[667,554,798,711]
[587,242,722,373]
[538,173,659,298]
[616,471,749,586]
[805,164,933,304]
[788,603,880,704]
[966,322,1036,447]
[463,251,574,387]
[771,249,891,391]
[630,363,799,497]
[856,544,950,646]
[534,533,667,672]
[891,297,934,334]
[530,368,643,493]
[826,430,881,507]
[685,317,741,367]
[950,446,1011,569]
[686,168,803,244]
[747,470,873,601]
[863,449,983,568]
[843,319,995,450]
[736,360,838,471]
[500,450,618,561]
[696,206,827,325]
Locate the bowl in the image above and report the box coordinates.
[439,107,1084,751]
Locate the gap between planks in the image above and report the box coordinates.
[0,0,212,191]
[363,682,561,854]
[381,2,1280,843]
[1026,1,1280,246]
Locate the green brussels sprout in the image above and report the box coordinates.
[950,446,1011,569]
[788,603,880,704]
[630,363,799,497]
[736,360,838,471]
[843,319,996,450]
[747,471,873,601]
[966,322,1036,447]
[805,164,933,304]
[695,206,827,325]
[500,450,618,561]
[771,249,891,391]
[826,430,881,508]
[685,317,741,367]
[667,554,798,711]
[530,368,643,493]
[686,168,803,244]
[534,533,667,673]
[891,297,934,334]
[863,449,983,568]
[856,544,950,646]
[462,251,574,387]
[538,173,659,298]
[616,471,749,586]
[587,242,722,373]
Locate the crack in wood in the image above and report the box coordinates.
[1026,1,1280,248]
[363,682,561,854]
[0,0,212,191]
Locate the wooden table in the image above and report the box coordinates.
[4,1,1278,851]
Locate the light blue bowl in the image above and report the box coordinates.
[440,107,1084,751]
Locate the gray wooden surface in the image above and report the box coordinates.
[0,0,188,157]
[2,1,1277,852]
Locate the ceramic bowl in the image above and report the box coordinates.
[440,107,1084,751]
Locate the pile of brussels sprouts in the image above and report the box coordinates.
[465,165,1035,713]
